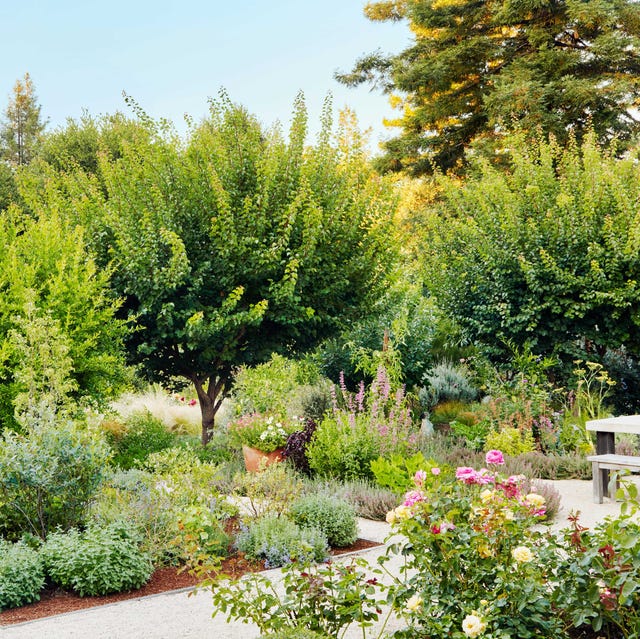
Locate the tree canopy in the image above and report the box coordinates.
[0,207,130,430]
[338,0,640,175]
[31,95,400,444]
[0,73,47,166]
[423,131,640,365]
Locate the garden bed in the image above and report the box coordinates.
[0,538,380,626]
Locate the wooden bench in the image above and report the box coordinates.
[586,454,640,503]
[586,416,640,503]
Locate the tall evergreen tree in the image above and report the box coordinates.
[337,0,640,175]
[1,73,47,165]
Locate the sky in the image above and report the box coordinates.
[0,0,411,150]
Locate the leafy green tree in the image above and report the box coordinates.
[0,73,47,165]
[39,110,152,175]
[338,0,640,175]
[423,132,640,366]
[0,162,22,211]
[0,207,130,430]
[34,96,399,444]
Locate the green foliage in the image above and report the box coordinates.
[424,133,640,368]
[209,556,385,636]
[0,207,129,425]
[42,523,153,596]
[89,468,177,564]
[235,514,328,568]
[106,411,179,469]
[173,505,230,572]
[91,452,235,566]
[318,282,440,389]
[449,419,489,452]
[338,1,640,174]
[290,494,357,548]
[0,419,110,540]
[555,480,640,637]
[31,94,399,444]
[418,361,478,411]
[0,540,44,610]
[429,400,470,425]
[307,368,418,480]
[231,354,320,416]
[305,477,399,522]
[306,412,380,481]
[370,452,442,495]
[0,73,46,166]
[39,111,151,175]
[0,162,22,212]
[234,462,303,519]
[484,427,536,456]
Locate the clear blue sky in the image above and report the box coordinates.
[0,1,410,149]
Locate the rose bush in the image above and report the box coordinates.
[382,450,564,638]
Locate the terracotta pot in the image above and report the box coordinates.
[242,445,285,472]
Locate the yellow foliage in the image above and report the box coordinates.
[432,0,467,8]
[364,0,407,22]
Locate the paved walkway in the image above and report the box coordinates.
[3,479,638,639]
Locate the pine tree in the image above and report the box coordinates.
[337,0,640,175]
[1,73,47,165]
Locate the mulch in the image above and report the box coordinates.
[0,538,381,626]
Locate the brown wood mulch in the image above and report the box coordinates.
[0,538,381,626]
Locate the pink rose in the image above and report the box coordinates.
[431,467,441,476]
[455,467,477,483]
[414,470,427,487]
[403,490,425,507]
[485,450,505,465]
[188,399,197,406]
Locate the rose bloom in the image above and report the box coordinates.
[414,469,427,486]
[431,467,441,475]
[512,546,534,563]
[462,613,487,638]
[403,490,425,507]
[524,493,545,508]
[480,489,495,504]
[405,594,423,613]
[485,449,505,465]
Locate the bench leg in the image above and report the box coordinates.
[592,461,604,504]
[596,432,615,496]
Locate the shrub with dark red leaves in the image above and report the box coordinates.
[283,419,317,475]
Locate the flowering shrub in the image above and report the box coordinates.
[383,450,563,638]
[306,367,418,480]
[228,413,299,453]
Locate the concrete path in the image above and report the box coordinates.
[3,479,639,639]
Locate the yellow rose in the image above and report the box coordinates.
[477,543,492,558]
[480,489,494,503]
[512,545,534,563]
[395,505,411,520]
[525,493,545,508]
[385,509,397,525]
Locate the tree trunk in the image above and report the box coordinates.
[192,374,226,446]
